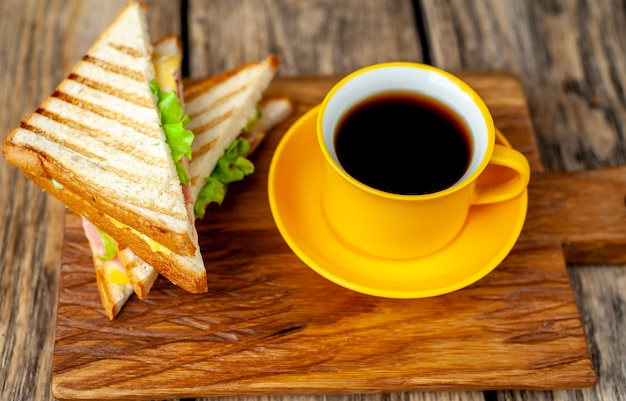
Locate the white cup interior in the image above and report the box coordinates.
[321,65,491,187]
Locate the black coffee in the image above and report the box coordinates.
[334,91,473,195]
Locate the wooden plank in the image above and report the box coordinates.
[523,167,626,264]
[501,265,626,401]
[186,0,422,77]
[0,1,180,400]
[51,74,595,401]
[419,0,626,172]
[417,1,626,401]
[193,394,488,401]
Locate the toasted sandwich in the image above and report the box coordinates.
[80,34,190,318]
[103,58,291,318]
[80,35,290,318]
[2,1,207,295]
[95,96,291,318]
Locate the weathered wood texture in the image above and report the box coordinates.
[186,0,422,77]
[2,0,625,401]
[420,0,626,172]
[418,1,626,401]
[51,74,597,400]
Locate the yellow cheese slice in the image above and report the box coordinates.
[107,266,131,285]
[108,217,172,255]
[152,53,181,93]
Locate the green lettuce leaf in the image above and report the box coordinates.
[96,227,117,261]
[193,138,255,219]
[241,107,262,133]
[194,177,227,219]
[150,81,194,184]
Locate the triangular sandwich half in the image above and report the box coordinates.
[2,1,207,296]
[80,34,290,318]
[184,56,281,212]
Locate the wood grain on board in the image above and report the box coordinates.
[51,74,602,400]
[3,1,626,401]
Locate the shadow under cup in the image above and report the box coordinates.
[317,63,521,261]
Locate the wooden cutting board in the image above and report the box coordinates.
[52,73,626,400]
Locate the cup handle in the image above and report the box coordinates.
[470,144,530,205]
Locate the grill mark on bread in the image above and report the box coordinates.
[107,166,169,188]
[109,43,145,58]
[19,120,177,193]
[51,90,160,139]
[191,137,218,160]
[187,85,250,120]
[22,112,185,219]
[188,109,236,141]
[68,73,153,108]
[18,121,105,162]
[82,55,145,82]
[183,56,278,103]
[34,108,162,167]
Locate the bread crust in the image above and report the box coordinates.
[2,139,197,256]
[3,142,208,294]
[153,34,183,53]
[184,55,280,102]
[2,0,197,256]
[2,0,207,298]
[118,247,159,299]
[93,258,133,320]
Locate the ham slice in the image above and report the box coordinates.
[81,217,128,282]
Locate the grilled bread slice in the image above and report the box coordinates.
[118,247,159,300]
[185,55,280,202]
[2,0,207,294]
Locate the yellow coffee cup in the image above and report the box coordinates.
[317,62,530,260]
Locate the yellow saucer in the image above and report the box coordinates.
[268,106,528,298]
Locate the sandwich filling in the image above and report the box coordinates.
[81,50,191,272]
[193,109,262,219]
[150,50,194,221]
[81,217,129,285]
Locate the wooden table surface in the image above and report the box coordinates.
[0,1,624,400]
